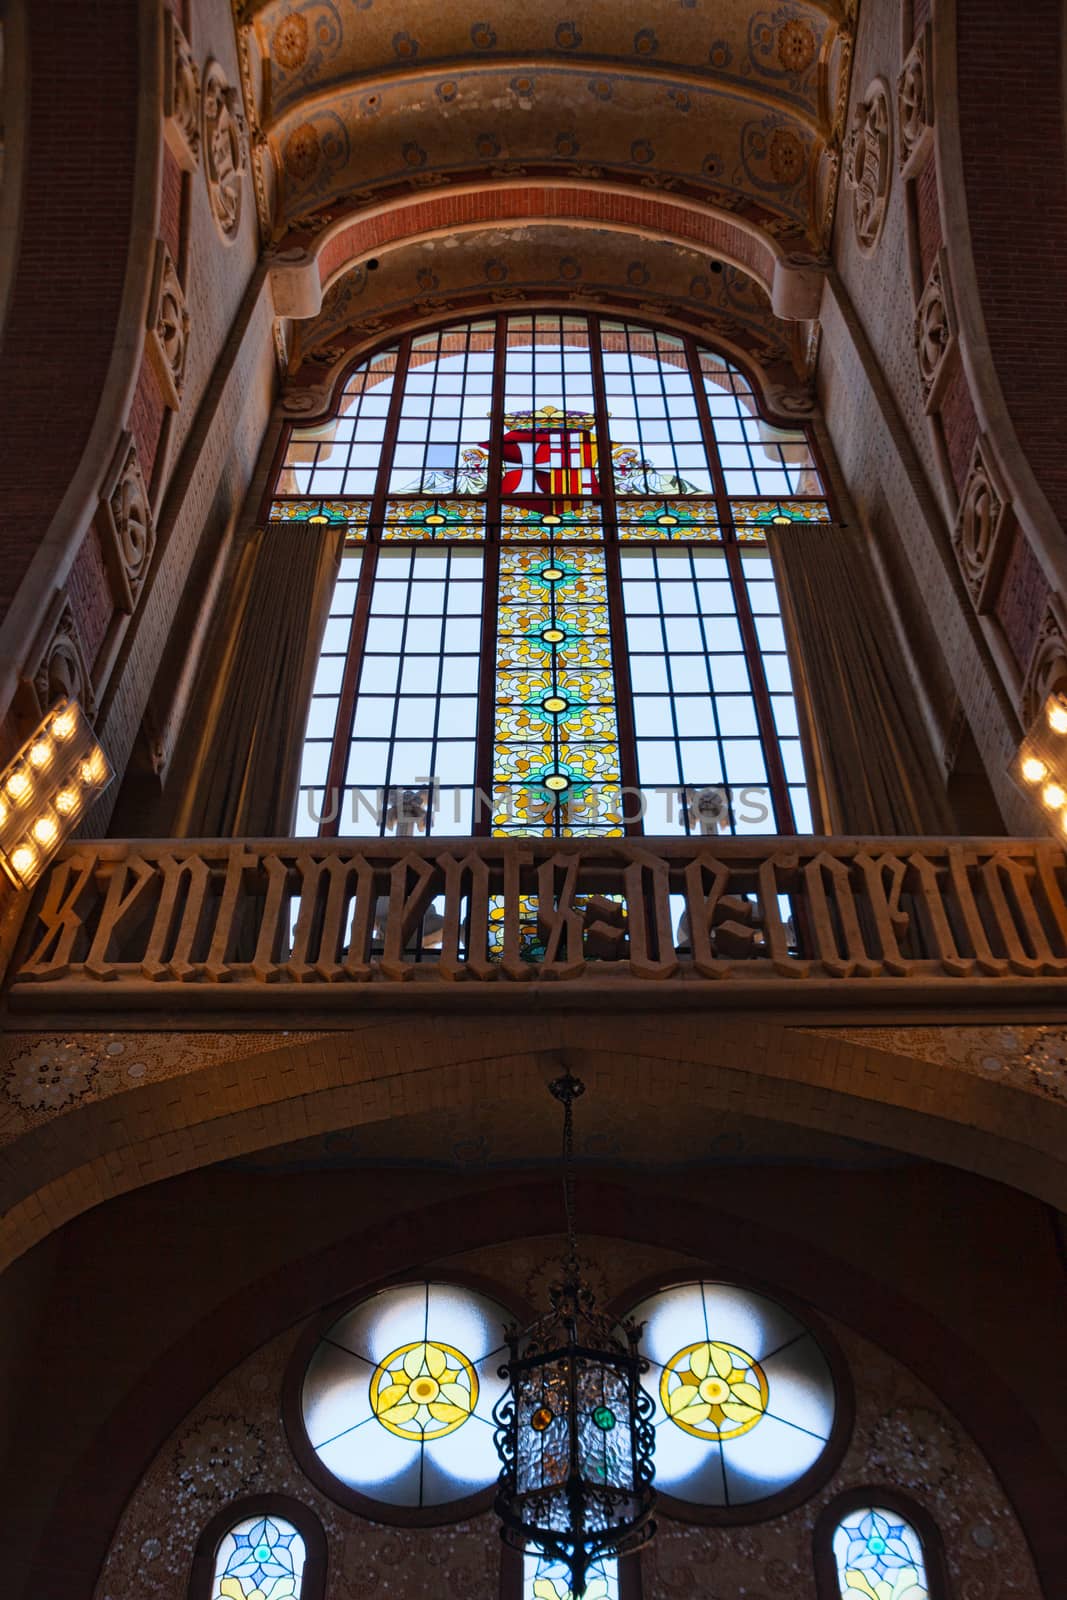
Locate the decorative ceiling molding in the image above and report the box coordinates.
[264,183,829,327]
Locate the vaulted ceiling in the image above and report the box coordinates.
[238,1,856,385]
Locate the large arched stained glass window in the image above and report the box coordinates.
[274,315,830,839]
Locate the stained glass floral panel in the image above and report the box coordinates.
[300,1281,512,1509]
[523,1551,619,1600]
[212,1516,306,1600]
[832,1508,931,1600]
[729,498,832,530]
[382,498,487,541]
[494,547,621,835]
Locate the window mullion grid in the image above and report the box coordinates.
[685,337,795,834]
[319,334,412,838]
[590,314,643,835]
[471,315,508,835]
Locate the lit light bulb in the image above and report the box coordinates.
[51,709,76,740]
[6,770,30,803]
[1042,782,1066,810]
[9,843,36,880]
[55,788,79,816]
[28,739,51,769]
[1022,757,1048,785]
[32,815,58,848]
[1050,704,1067,735]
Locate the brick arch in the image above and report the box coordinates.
[0,0,162,705]
[24,1178,1067,1600]
[3,1013,1066,1271]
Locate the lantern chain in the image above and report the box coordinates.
[549,1069,585,1280]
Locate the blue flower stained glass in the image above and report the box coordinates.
[832,1507,930,1600]
[212,1515,306,1600]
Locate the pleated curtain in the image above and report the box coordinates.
[767,524,954,835]
[183,520,343,838]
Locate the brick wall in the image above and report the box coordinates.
[0,0,138,622]
[958,0,1067,529]
[994,521,1050,671]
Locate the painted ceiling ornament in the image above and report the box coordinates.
[202,60,249,241]
[285,122,321,180]
[272,11,309,72]
[777,17,818,73]
[843,79,892,253]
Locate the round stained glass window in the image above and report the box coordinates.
[624,1280,839,1510]
[298,1281,512,1512]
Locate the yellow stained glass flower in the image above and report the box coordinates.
[533,1577,611,1600]
[660,1339,768,1440]
[370,1339,477,1440]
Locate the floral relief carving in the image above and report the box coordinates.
[897,24,933,175]
[952,437,1009,607]
[1021,598,1067,729]
[843,79,892,253]
[21,591,97,720]
[914,248,957,411]
[202,59,248,241]
[145,241,189,411]
[163,11,200,172]
[97,434,156,614]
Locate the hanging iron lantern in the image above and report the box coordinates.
[493,1072,656,1595]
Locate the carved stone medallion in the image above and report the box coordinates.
[897,25,933,176]
[914,249,957,412]
[146,241,190,410]
[163,11,200,172]
[1022,599,1067,730]
[202,60,248,241]
[952,438,1009,608]
[21,592,97,721]
[96,435,156,614]
[843,79,892,253]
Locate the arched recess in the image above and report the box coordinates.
[0,0,163,708]
[813,1485,952,1600]
[3,1014,1067,1271]
[23,1183,1067,1600]
[187,1495,328,1600]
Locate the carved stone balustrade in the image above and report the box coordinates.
[4,837,1067,1021]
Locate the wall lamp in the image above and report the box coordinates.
[1013,690,1067,834]
[0,700,113,889]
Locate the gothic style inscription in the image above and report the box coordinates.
[202,59,248,240]
[844,79,892,253]
[10,838,1067,1010]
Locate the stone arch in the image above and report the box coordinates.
[23,1179,1067,1600]
[3,1013,1066,1270]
